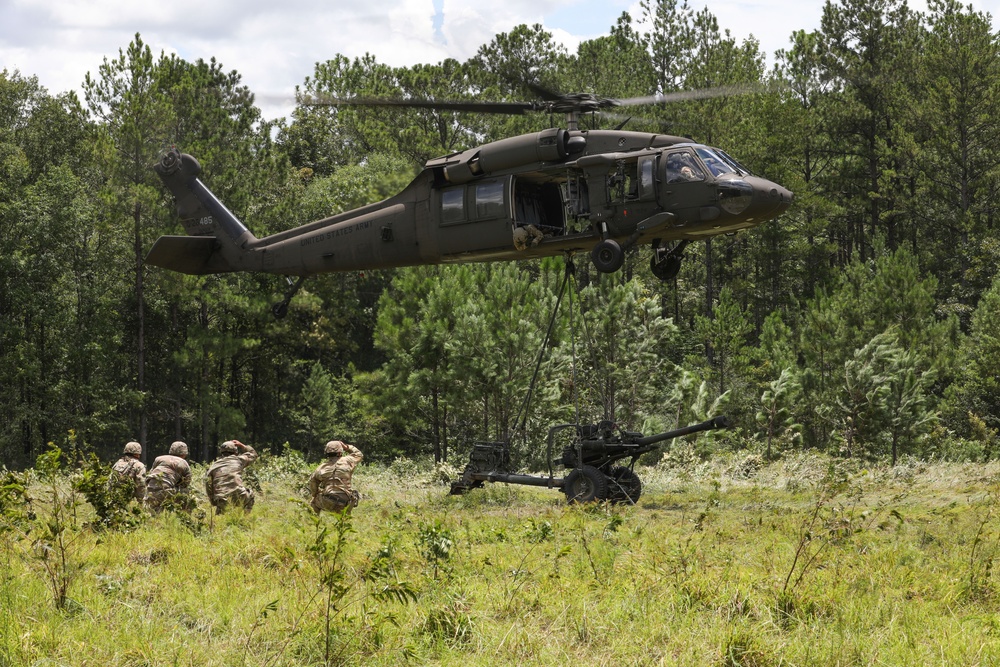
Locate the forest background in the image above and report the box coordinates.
[3,0,1000,472]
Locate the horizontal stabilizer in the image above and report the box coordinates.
[145,235,236,275]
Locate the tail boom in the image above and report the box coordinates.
[149,149,261,275]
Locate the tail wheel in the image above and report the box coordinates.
[650,253,682,281]
[563,465,610,503]
[591,239,624,273]
[607,466,642,504]
[650,240,688,281]
[271,302,289,319]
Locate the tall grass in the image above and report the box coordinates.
[2,452,1000,665]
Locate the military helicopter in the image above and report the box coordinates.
[148,86,793,316]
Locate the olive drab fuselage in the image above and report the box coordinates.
[148,127,792,281]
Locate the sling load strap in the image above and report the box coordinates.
[511,258,580,445]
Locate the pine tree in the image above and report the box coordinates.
[946,275,1000,438]
[756,367,803,459]
[294,362,338,449]
[883,346,937,465]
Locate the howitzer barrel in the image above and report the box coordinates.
[635,415,730,447]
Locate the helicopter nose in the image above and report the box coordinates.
[748,177,793,220]
[769,184,794,212]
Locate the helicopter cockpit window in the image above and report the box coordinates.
[715,148,753,176]
[695,147,738,177]
[664,151,705,184]
[441,187,465,224]
[475,180,505,219]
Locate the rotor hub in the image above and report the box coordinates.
[542,93,618,115]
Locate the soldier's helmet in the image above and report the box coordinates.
[219,440,238,455]
[124,441,142,456]
[169,441,189,457]
[324,440,345,456]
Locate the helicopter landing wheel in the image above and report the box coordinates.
[591,239,624,273]
[563,465,610,503]
[607,466,643,504]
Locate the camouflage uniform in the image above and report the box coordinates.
[205,441,258,513]
[111,455,147,501]
[309,441,363,513]
[145,451,192,512]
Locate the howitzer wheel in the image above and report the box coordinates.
[607,466,642,504]
[563,465,609,503]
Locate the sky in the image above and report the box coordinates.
[2,0,999,122]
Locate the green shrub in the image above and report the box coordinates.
[72,453,145,532]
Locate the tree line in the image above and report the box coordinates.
[2,0,1000,470]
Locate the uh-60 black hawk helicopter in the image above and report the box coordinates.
[148,86,792,316]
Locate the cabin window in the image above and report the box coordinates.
[608,160,640,203]
[475,180,505,219]
[440,187,465,224]
[638,155,656,200]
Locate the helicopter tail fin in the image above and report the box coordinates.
[147,149,258,275]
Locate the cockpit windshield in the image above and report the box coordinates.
[715,148,753,176]
[695,147,744,177]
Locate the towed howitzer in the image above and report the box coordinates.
[449,415,730,504]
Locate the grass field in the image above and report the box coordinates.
[3,451,1000,666]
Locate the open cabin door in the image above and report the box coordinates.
[512,176,566,236]
[434,175,571,257]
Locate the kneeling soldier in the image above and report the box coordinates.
[146,441,192,513]
[205,439,258,514]
[309,440,363,513]
[111,440,146,502]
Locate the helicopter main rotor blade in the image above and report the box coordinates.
[299,94,538,115]
[614,83,761,107]
[298,82,770,117]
